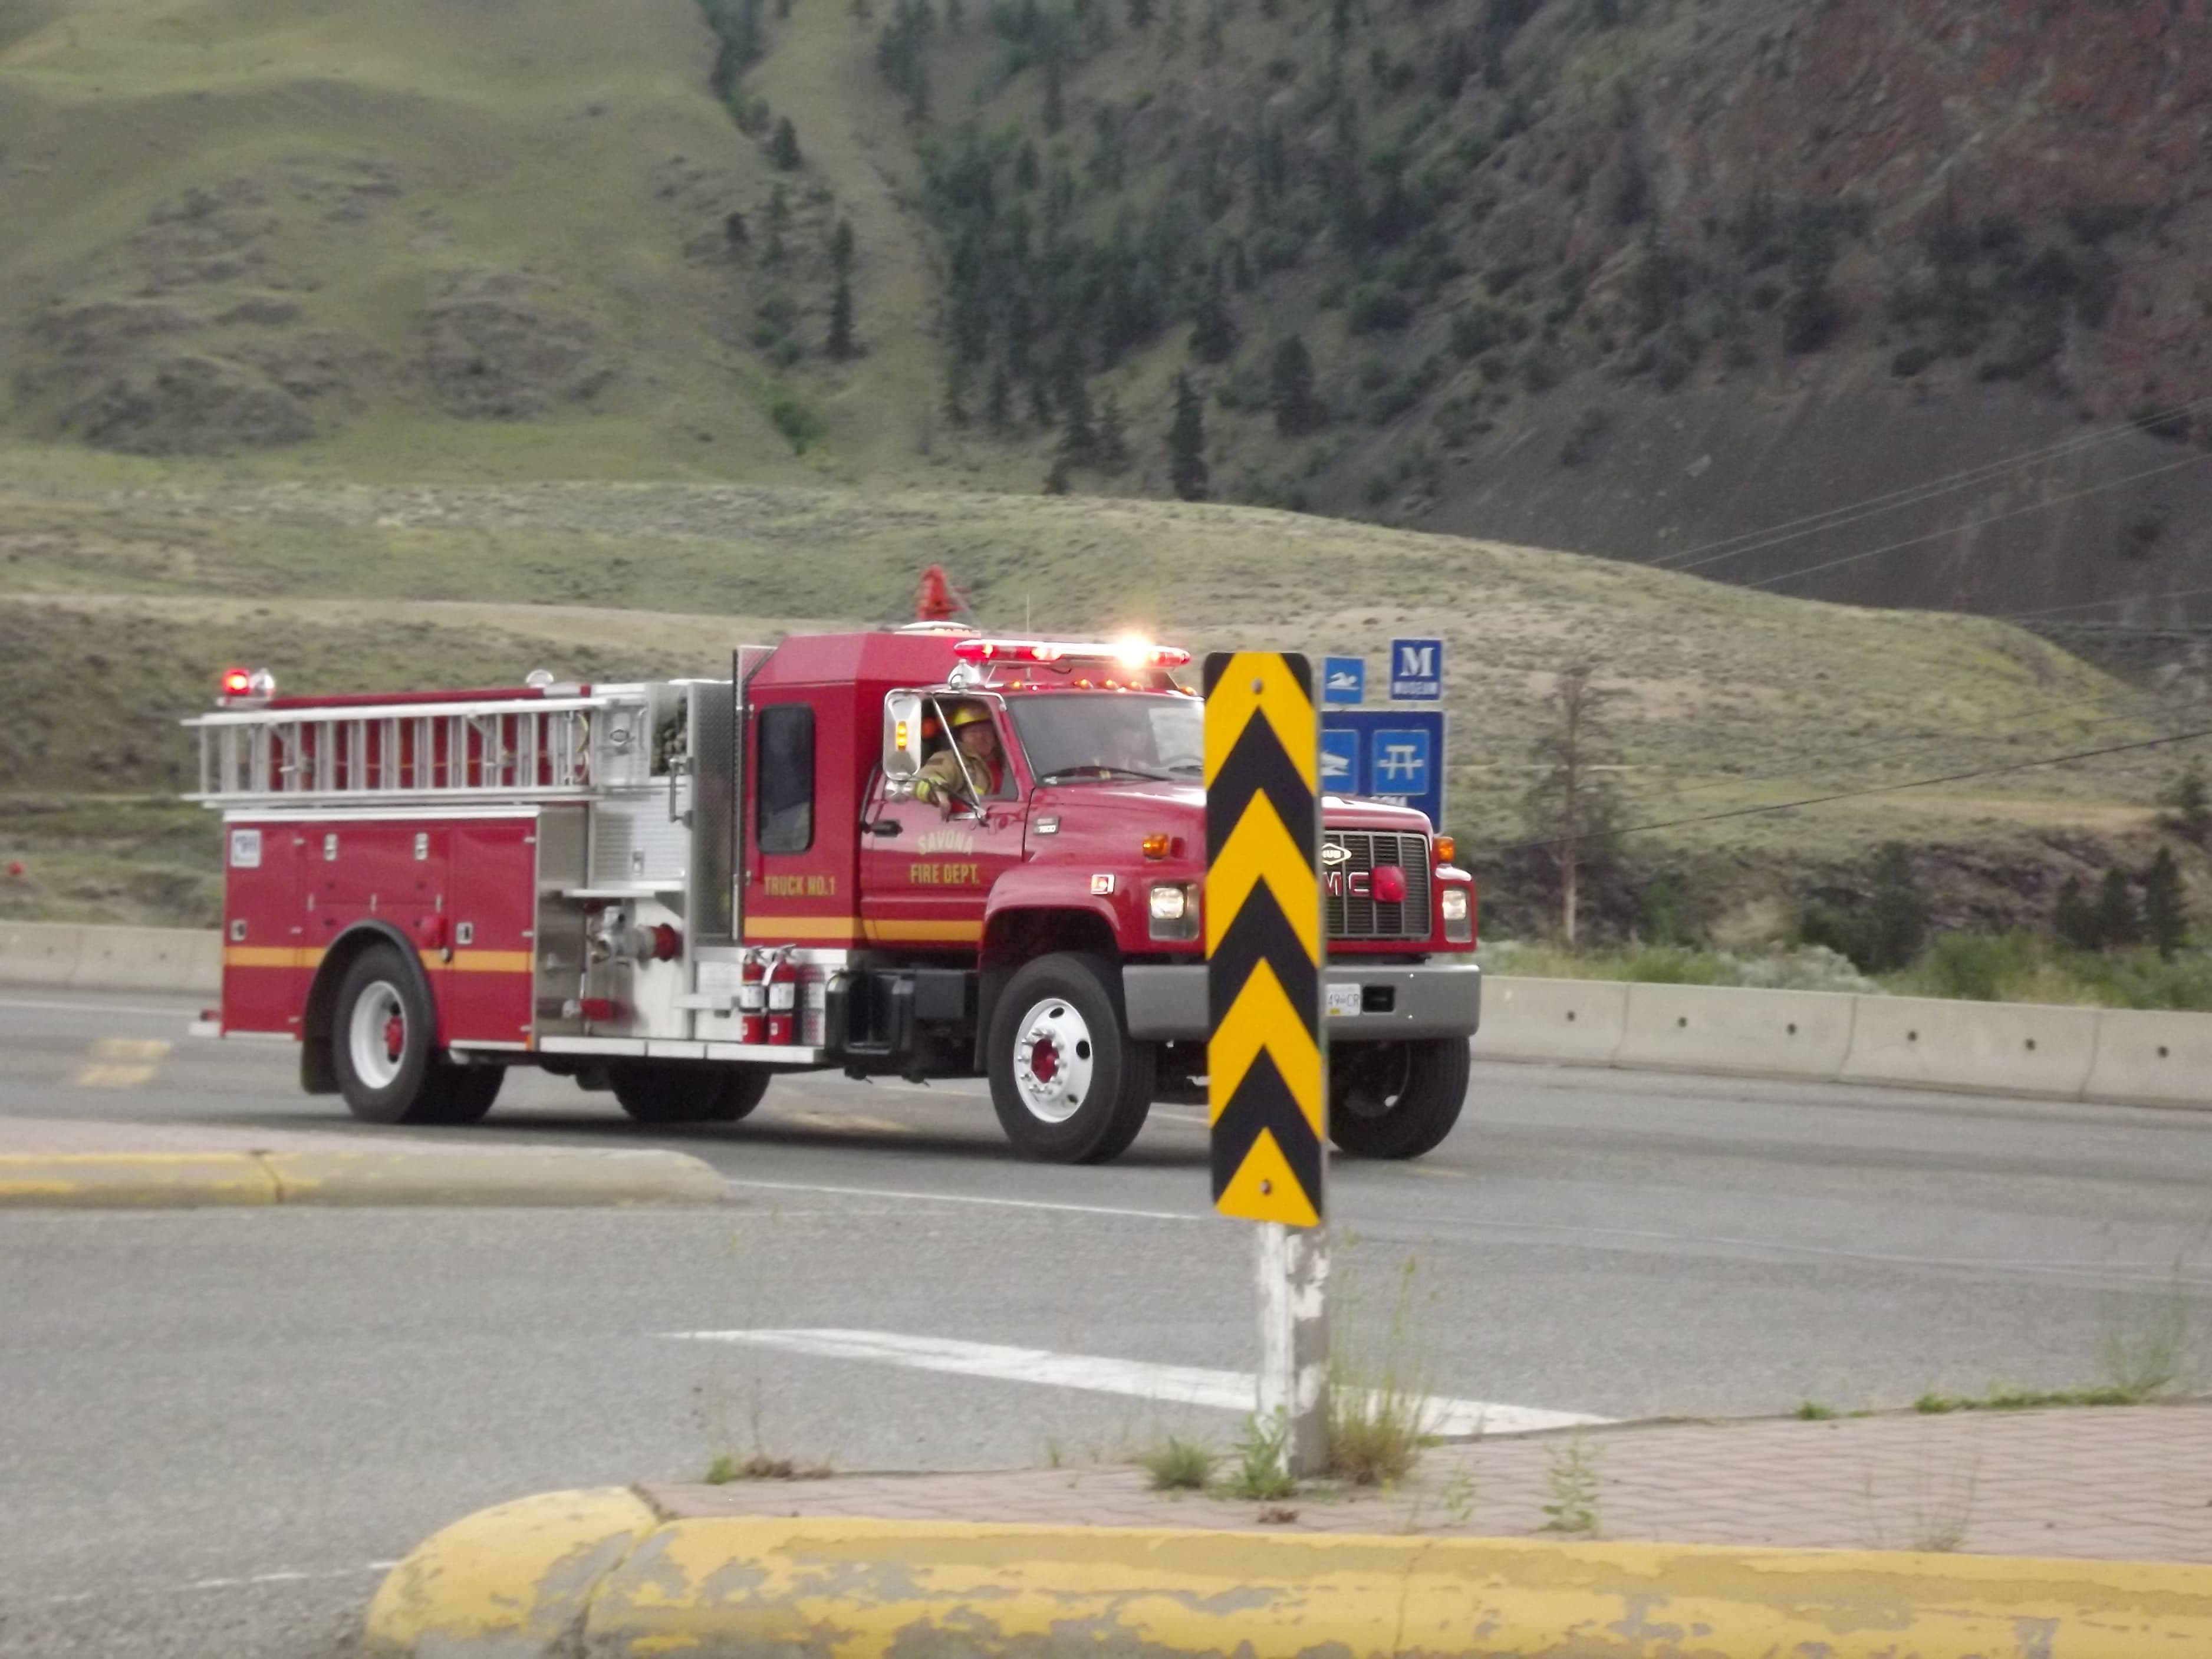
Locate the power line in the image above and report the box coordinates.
[1743,452,2212,593]
[1647,394,2212,576]
[1499,726,2212,854]
[1992,584,2212,624]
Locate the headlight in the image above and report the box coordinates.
[1148,881,1198,940]
[1440,884,1473,943]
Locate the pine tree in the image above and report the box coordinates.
[942,359,972,427]
[2143,847,2190,961]
[1026,374,1054,429]
[1167,370,1208,501]
[1127,0,1152,26]
[984,363,1014,432]
[1269,334,1321,435]
[1044,456,1072,493]
[1054,340,1095,460]
[2159,762,2212,849]
[945,0,962,28]
[1042,54,1065,134]
[1518,662,1625,948]
[905,60,931,121]
[830,220,855,276]
[723,209,750,249]
[1199,0,1224,66]
[1013,140,1042,191]
[2095,865,2143,950]
[1866,842,1928,972]
[1095,389,1131,472]
[1161,0,1186,54]
[1189,270,1238,363]
[767,183,791,229]
[826,275,857,359]
[769,117,803,170]
[2052,875,2100,953]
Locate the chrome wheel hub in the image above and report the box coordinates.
[347,980,407,1090]
[1012,996,1094,1124]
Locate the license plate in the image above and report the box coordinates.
[1325,983,1363,1018]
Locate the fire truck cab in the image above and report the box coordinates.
[189,613,1482,1164]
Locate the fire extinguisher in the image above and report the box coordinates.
[764,949,798,1045]
[736,950,766,1045]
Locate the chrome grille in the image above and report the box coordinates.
[1323,831,1431,940]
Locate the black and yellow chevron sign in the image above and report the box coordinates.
[1204,651,1324,1227]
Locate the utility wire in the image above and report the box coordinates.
[1497,726,2212,854]
[1647,394,2212,575]
[1742,452,2212,593]
[1993,584,2212,622]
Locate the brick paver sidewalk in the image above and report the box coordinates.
[650,1402,2212,1563]
[0,1114,521,1157]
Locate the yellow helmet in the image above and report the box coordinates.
[947,703,993,729]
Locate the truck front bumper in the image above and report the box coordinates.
[1121,962,1481,1044]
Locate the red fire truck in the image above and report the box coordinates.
[187,595,1481,1164]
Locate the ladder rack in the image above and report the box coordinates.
[185,692,650,807]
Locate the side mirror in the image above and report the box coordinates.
[883,691,926,779]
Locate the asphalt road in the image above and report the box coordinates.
[4,988,2211,1657]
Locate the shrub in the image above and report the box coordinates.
[767,392,827,453]
[1921,931,2036,1002]
[1141,1434,1217,1491]
[1559,405,1612,466]
[1347,285,1415,333]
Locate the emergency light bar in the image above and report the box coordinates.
[952,638,1191,670]
[218,666,277,706]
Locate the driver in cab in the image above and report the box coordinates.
[913,700,1009,813]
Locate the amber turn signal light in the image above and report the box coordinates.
[1141,832,1176,860]
[1434,834,1456,865]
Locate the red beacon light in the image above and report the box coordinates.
[218,666,276,706]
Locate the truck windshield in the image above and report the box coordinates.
[1006,693,1205,786]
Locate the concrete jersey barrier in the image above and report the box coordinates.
[1840,993,2099,1100]
[8,920,2212,1109]
[0,922,85,988]
[1615,981,1854,1081]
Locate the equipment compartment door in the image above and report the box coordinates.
[220,820,301,1035]
[446,818,538,1046]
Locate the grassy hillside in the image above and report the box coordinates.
[4,466,2200,933]
[0,0,955,480]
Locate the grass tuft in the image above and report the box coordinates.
[1140,1434,1218,1492]
[1325,1255,1437,1487]
[1223,1414,1297,1502]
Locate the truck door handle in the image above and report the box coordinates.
[864,818,902,837]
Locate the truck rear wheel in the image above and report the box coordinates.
[433,1065,505,1125]
[333,945,450,1125]
[609,1061,769,1125]
[988,953,1153,1164]
[1328,1039,1469,1160]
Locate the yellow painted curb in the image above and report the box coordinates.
[258,1149,728,1207]
[363,1488,659,1657]
[364,1501,2212,1658]
[0,1154,277,1208]
[0,1150,725,1209]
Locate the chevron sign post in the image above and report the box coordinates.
[1203,651,1329,1476]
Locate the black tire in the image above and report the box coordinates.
[987,952,1154,1164]
[331,945,446,1125]
[428,1064,505,1124]
[609,1061,765,1124]
[1327,1039,1469,1160]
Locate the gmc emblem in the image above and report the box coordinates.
[1324,870,1371,899]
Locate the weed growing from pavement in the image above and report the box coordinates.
[1142,1434,1219,1493]
[1860,1437,1981,1555]
[1224,1414,1298,1502]
[1326,1253,1439,1486]
[1540,1431,1602,1535]
[1441,1463,1477,1528]
[2101,1276,2193,1401]
[705,1451,834,1484]
[1795,1401,1840,1420]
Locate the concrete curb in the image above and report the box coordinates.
[363,1494,2212,1658]
[0,1149,727,1209]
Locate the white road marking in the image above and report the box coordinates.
[722,1177,1208,1223]
[35,1561,397,1605]
[779,1112,916,1136]
[665,1328,1607,1437]
[0,996,194,1018]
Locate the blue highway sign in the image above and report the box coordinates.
[1388,638,1444,702]
[1322,656,1365,706]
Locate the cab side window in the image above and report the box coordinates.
[756,704,815,854]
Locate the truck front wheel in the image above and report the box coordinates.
[988,953,1154,1164]
[1328,1039,1469,1160]
[609,1061,769,1124]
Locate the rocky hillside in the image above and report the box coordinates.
[865,0,2212,625]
